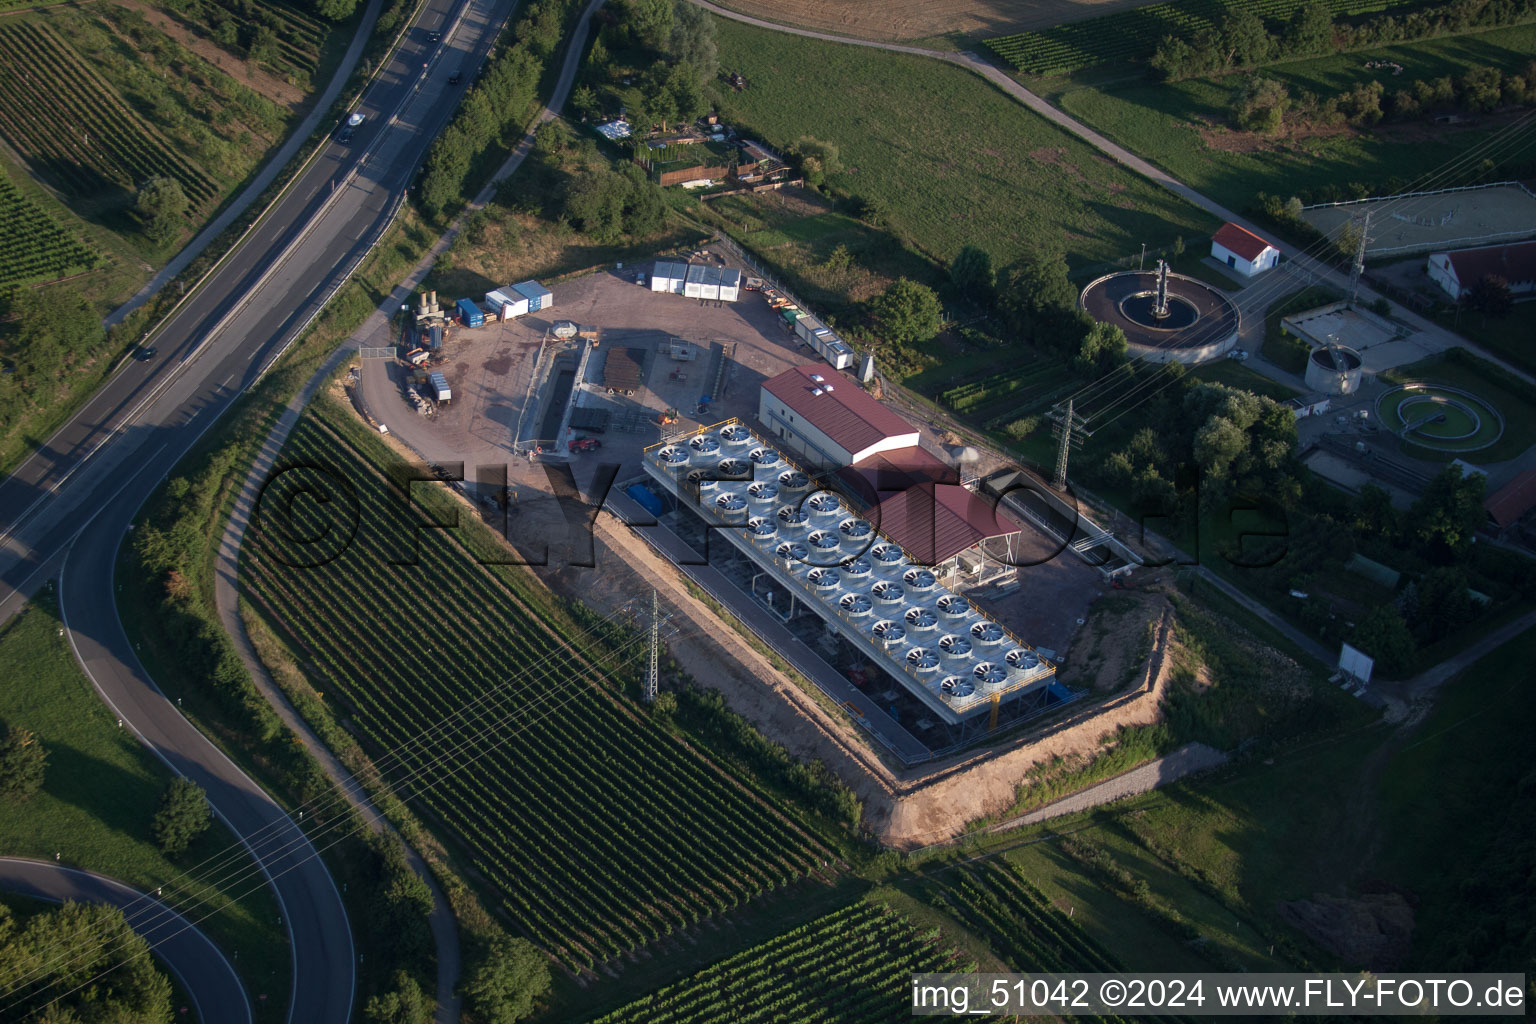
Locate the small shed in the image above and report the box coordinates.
[718,268,742,302]
[511,280,552,312]
[1211,222,1280,277]
[683,263,709,299]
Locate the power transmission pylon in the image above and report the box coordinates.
[1047,399,1088,490]
[645,590,660,703]
[1348,211,1371,306]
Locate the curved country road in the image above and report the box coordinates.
[0,0,524,1021]
[0,857,250,1024]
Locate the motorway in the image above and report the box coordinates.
[0,0,519,1021]
[0,857,250,1024]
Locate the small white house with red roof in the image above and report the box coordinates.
[1211,222,1280,277]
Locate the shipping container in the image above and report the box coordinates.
[794,314,824,344]
[698,265,722,301]
[511,280,552,312]
[456,298,483,328]
[718,268,742,302]
[683,263,708,299]
[649,261,687,293]
[429,372,452,403]
[487,288,528,318]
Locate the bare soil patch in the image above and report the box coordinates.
[111,0,306,111]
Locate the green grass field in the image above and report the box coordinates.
[1379,349,1536,462]
[988,0,1430,76]
[0,594,289,1022]
[709,16,1218,274]
[1049,25,1536,215]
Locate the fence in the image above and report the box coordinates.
[1299,179,1536,211]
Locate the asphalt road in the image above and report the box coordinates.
[0,857,250,1024]
[0,1,519,1022]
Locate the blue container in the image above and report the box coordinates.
[456,298,483,327]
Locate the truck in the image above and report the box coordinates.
[456,298,483,328]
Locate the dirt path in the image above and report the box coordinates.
[985,741,1228,832]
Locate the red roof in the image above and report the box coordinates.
[1439,240,1536,288]
[872,483,1016,565]
[1485,469,1536,528]
[761,366,916,457]
[835,446,956,506]
[1212,222,1276,263]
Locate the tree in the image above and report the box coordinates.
[1468,274,1513,320]
[0,726,46,802]
[1351,605,1415,677]
[152,778,210,856]
[668,0,717,75]
[1193,416,1248,479]
[460,933,550,1024]
[564,169,628,242]
[1232,76,1290,134]
[135,176,189,247]
[569,84,599,122]
[1408,464,1486,562]
[3,902,171,1021]
[792,137,840,188]
[314,0,359,20]
[619,163,666,237]
[624,0,673,49]
[1076,320,1127,374]
[1284,2,1335,56]
[664,62,707,127]
[1221,9,1274,67]
[868,278,942,347]
[949,245,995,302]
[999,251,1076,338]
[1408,566,1479,644]
[366,971,430,1024]
[1335,219,1363,263]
